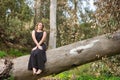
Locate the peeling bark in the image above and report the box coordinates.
[0,31,120,80]
[0,59,13,80]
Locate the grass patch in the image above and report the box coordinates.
[8,48,27,57]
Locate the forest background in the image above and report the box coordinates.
[0,0,120,80]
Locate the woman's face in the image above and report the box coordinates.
[38,23,43,30]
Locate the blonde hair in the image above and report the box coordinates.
[35,22,44,31]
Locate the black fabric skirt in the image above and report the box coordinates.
[28,43,47,71]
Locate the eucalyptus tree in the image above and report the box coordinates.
[33,0,50,26]
[94,0,120,33]
[49,0,57,49]
[93,0,120,76]
[0,0,33,28]
[57,0,97,47]
[0,0,33,50]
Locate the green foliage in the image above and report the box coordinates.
[101,56,120,76]
[76,75,120,80]
[56,0,99,47]
[53,62,120,80]
[4,75,14,80]
[34,0,50,25]
[57,73,69,80]
[0,0,33,51]
[93,0,120,78]
[8,48,27,57]
[94,0,120,33]
[0,51,7,58]
[57,22,99,47]
[77,75,96,80]
[0,0,33,23]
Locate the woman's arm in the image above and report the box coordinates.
[32,30,39,47]
[38,31,47,45]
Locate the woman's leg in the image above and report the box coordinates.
[36,49,45,74]
[31,50,38,75]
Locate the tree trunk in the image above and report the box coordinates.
[0,31,120,80]
[49,0,57,49]
[34,0,41,26]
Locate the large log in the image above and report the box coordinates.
[0,59,13,80]
[1,31,120,80]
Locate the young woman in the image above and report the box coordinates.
[28,22,47,75]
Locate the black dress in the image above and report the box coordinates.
[28,31,47,71]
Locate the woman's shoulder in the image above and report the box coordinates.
[31,30,36,34]
[32,30,35,32]
[43,31,47,34]
[43,31,46,33]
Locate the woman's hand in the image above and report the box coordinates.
[32,47,37,51]
[38,45,43,50]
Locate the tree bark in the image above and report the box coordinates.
[0,59,13,80]
[34,0,41,26]
[49,0,57,49]
[0,31,120,80]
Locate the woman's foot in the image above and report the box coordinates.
[36,69,42,75]
[33,68,37,75]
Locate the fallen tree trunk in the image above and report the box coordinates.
[1,31,120,80]
[0,59,13,80]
